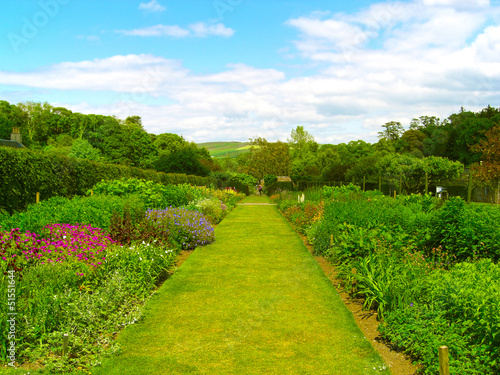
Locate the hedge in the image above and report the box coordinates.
[0,147,218,214]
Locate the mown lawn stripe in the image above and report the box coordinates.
[93,196,389,375]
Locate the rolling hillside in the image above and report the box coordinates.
[197,141,252,158]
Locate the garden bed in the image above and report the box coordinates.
[271,185,500,375]
[0,179,246,373]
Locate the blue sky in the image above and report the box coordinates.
[1,0,500,144]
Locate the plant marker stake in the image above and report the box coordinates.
[439,346,449,375]
[394,190,396,198]
[36,192,40,203]
[63,333,69,358]
[330,234,333,248]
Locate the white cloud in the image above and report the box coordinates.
[188,22,235,37]
[420,0,489,9]
[117,22,234,38]
[139,0,166,12]
[119,25,190,38]
[2,0,500,144]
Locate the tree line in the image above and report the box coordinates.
[1,100,499,194]
[219,106,500,194]
[0,100,218,177]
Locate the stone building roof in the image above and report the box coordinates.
[0,139,24,148]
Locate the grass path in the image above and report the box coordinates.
[93,196,389,375]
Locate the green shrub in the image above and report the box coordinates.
[379,260,500,374]
[266,181,295,196]
[0,147,218,214]
[195,197,226,224]
[430,197,500,261]
[0,195,145,234]
[0,241,177,371]
[90,178,203,209]
[263,175,277,186]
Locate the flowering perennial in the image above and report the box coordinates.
[0,224,115,270]
[145,207,215,249]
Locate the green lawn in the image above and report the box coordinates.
[92,195,389,374]
[196,141,251,158]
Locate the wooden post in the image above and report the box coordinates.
[62,333,69,357]
[467,172,472,204]
[36,192,40,203]
[394,190,396,198]
[439,346,449,375]
[330,234,334,248]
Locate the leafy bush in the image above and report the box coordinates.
[263,175,277,186]
[313,195,432,256]
[0,241,177,371]
[430,197,500,261]
[0,147,218,214]
[379,260,500,374]
[0,194,145,234]
[266,181,295,196]
[90,178,203,209]
[195,197,227,224]
[212,171,257,195]
[321,183,362,199]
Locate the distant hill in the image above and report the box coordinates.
[197,141,252,158]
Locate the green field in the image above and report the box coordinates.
[197,141,252,158]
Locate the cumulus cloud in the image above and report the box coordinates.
[1,0,500,144]
[117,22,234,38]
[139,0,166,12]
[420,0,489,9]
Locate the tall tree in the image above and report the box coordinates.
[377,154,463,194]
[470,124,500,188]
[247,137,290,179]
[155,146,210,176]
[0,100,25,141]
[17,101,53,146]
[378,121,404,142]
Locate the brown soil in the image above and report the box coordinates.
[175,249,194,268]
[299,234,420,375]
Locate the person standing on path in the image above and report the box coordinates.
[258,184,263,195]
